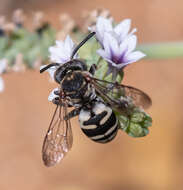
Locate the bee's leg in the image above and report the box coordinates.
[51,89,62,105]
[52,90,74,107]
[52,97,62,105]
[64,108,80,120]
[89,64,97,75]
[52,97,73,107]
[54,89,61,96]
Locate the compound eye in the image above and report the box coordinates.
[54,67,65,84]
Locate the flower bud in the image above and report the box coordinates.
[117,107,152,137]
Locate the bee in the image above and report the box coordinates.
[40,32,152,167]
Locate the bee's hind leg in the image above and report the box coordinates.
[64,108,80,120]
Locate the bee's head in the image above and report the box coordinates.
[54,59,87,84]
[61,71,86,93]
[40,59,87,84]
[40,32,96,84]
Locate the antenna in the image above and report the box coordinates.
[71,32,96,59]
[40,63,60,73]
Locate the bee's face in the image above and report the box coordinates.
[54,66,66,84]
[62,71,85,93]
[54,59,88,84]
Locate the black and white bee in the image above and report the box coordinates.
[40,32,152,167]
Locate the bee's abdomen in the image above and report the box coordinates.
[79,102,118,143]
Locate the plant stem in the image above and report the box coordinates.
[137,42,183,59]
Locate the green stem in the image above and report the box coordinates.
[137,42,183,59]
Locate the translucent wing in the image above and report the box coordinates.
[89,76,152,111]
[42,101,73,167]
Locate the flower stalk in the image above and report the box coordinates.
[137,42,183,59]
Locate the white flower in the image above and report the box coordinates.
[40,35,77,80]
[91,16,136,45]
[93,17,145,79]
[0,59,7,92]
[91,16,113,45]
[49,35,77,64]
[0,77,4,92]
[113,19,137,43]
[97,33,145,79]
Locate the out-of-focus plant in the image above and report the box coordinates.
[0,8,182,73]
[0,10,56,70]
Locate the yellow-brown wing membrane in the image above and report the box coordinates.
[89,77,152,111]
[42,101,73,167]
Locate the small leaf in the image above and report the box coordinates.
[116,71,124,83]
[94,60,108,80]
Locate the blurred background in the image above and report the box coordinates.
[0,0,183,189]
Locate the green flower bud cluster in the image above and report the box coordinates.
[116,107,152,137]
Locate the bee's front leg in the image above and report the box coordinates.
[64,108,80,120]
[51,89,62,106]
[52,97,63,106]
